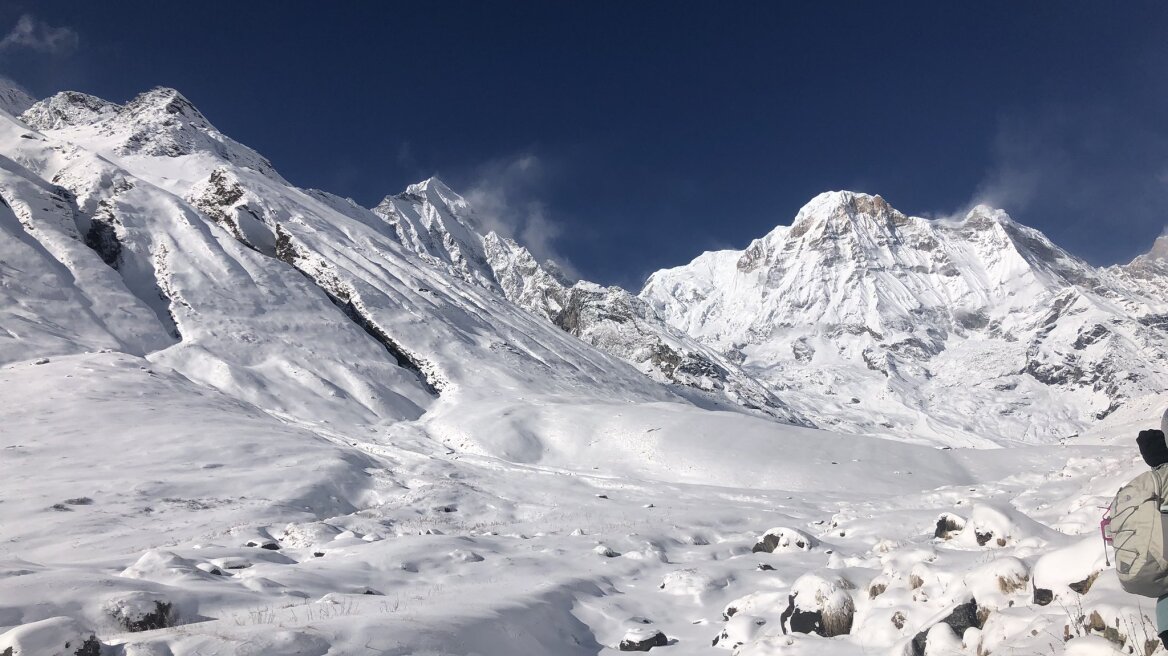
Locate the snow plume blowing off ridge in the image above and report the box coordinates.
[463,153,580,281]
[960,103,1168,264]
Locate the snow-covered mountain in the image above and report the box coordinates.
[641,191,1168,445]
[2,84,1167,656]
[371,175,808,423]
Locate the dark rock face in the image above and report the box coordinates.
[909,599,983,656]
[619,631,667,651]
[84,218,121,268]
[273,225,442,395]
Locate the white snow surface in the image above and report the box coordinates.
[0,85,1166,655]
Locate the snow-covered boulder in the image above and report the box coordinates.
[103,591,176,632]
[722,590,789,621]
[659,568,727,599]
[943,504,1059,549]
[782,572,855,637]
[120,549,213,584]
[752,527,818,553]
[933,512,966,540]
[279,521,344,549]
[712,614,768,650]
[0,616,101,656]
[619,628,668,651]
[908,599,984,656]
[1031,536,1109,605]
[962,556,1030,612]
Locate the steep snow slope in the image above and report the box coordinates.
[7,88,720,434]
[0,78,34,117]
[375,179,807,422]
[642,191,1168,444]
[2,99,435,426]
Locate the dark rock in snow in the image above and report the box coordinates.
[1033,586,1054,606]
[1068,571,1100,595]
[619,630,667,651]
[120,601,175,632]
[909,599,983,656]
[933,513,965,540]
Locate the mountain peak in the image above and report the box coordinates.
[21,91,119,131]
[401,176,462,204]
[407,175,450,192]
[960,204,1015,230]
[790,190,900,228]
[120,87,210,127]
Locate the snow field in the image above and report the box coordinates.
[1,351,1162,654]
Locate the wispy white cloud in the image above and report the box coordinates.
[463,153,580,280]
[0,14,78,55]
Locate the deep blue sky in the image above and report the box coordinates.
[3,2,1167,287]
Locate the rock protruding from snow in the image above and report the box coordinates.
[933,512,966,540]
[1031,536,1109,605]
[781,572,855,637]
[619,628,668,651]
[752,527,817,553]
[909,599,984,656]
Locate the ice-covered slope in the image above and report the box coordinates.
[642,191,1168,444]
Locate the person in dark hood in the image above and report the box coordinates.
[1138,428,1168,469]
[1137,422,1168,648]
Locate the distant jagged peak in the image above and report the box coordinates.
[0,78,36,117]
[21,90,119,130]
